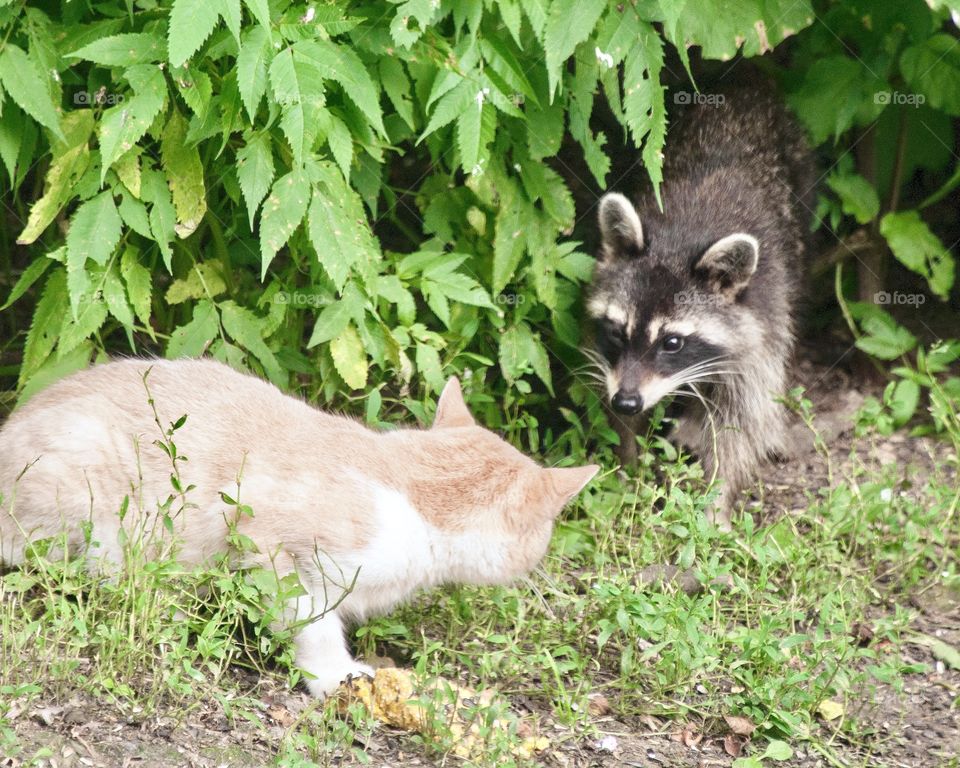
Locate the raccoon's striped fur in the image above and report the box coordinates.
[587,88,814,526]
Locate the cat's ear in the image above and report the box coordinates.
[545,465,600,509]
[433,377,475,429]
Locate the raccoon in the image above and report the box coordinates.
[586,88,814,526]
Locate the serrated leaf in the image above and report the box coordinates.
[217,0,242,44]
[220,301,284,385]
[168,0,221,68]
[243,0,272,30]
[65,191,122,318]
[307,163,380,290]
[544,0,606,97]
[259,170,310,278]
[856,315,918,360]
[421,79,473,140]
[270,46,326,165]
[58,286,108,357]
[113,148,142,198]
[98,64,166,182]
[18,343,93,407]
[623,25,666,200]
[67,32,165,66]
[307,285,366,348]
[141,167,177,272]
[20,268,68,387]
[166,262,227,304]
[389,0,438,48]
[880,211,955,299]
[415,342,445,391]
[457,101,496,175]
[294,40,385,136]
[493,187,526,293]
[237,133,275,229]
[120,247,153,333]
[0,256,52,312]
[379,57,415,130]
[237,25,271,120]
[0,44,62,140]
[330,323,367,389]
[167,299,219,358]
[671,0,812,60]
[0,105,24,183]
[17,111,95,245]
[103,263,135,330]
[160,110,207,238]
[325,114,353,184]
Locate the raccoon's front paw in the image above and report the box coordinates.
[305,662,375,699]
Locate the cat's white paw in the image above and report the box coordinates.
[305,662,375,699]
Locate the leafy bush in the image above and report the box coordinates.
[0,0,957,436]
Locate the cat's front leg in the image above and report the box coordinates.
[292,595,373,698]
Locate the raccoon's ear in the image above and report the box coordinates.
[598,193,644,259]
[433,377,475,429]
[696,233,759,295]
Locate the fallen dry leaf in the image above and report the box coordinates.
[723,714,756,736]
[587,693,611,717]
[337,667,549,760]
[680,727,703,747]
[724,733,746,757]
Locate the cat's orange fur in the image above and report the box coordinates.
[0,359,597,696]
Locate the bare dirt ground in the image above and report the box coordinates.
[4,351,959,768]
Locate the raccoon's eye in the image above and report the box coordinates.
[662,335,684,353]
[604,321,628,346]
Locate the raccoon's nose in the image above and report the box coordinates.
[612,391,643,415]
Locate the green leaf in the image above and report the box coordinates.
[415,342,445,391]
[237,25,272,120]
[65,191,123,318]
[856,314,918,360]
[493,187,527,293]
[0,257,52,312]
[623,25,666,200]
[259,170,310,279]
[457,101,496,175]
[168,0,221,68]
[789,56,884,145]
[270,46,326,166]
[544,0,606,97]
[880,211,955,299]
[217,0,242,44]
[98,65,166,182]
[379,57,415,130]
[0,105,24,183]
[20,268,68,387]
[243,0,272,30]
[828,172,880,224]
[167,299,220,359]
[0,44,62,140]
[888,378,920,427]
[295,40,386,136]
[19,343,94,407]
[103,263,135,330]
[763,740,794,761]
[307,285,365,348]
[166,262,227,304]
[325,114,353,184]
[901,34,960,116]
[120,247,153,333]
[67,32,165,66]
[671,0,813,60]
[58,287,108,357]
[141,167,177,272]
[389,0,438,48]
[308,162,380,290]
[160,111,207,238]
[237,133,275,229]
[220,301,284,385]
[330,323,368,389]
[17,111,95,245]
[421,79,474,140]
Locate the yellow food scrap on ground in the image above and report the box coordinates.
[337,667,549,759]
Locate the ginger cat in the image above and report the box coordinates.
[0,359,597,697]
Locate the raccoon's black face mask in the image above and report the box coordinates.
[588,193,759,416]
